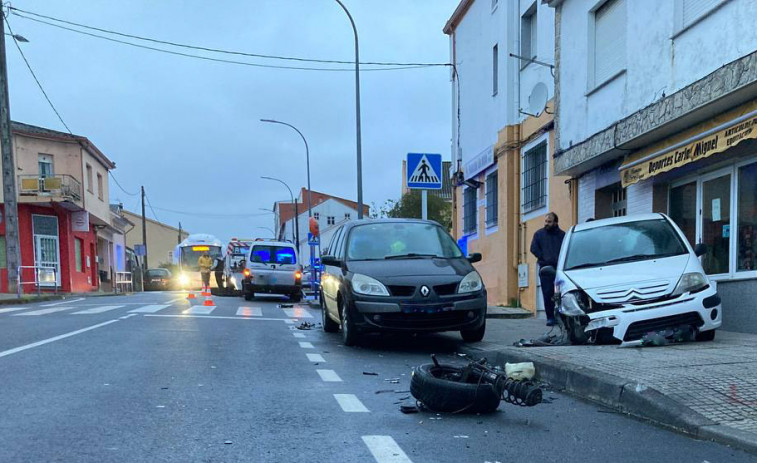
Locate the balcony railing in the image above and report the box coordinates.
[18,174,82,202]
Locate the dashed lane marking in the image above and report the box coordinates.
[283,308,313,319]
[334,394,369,412]
[316,369,342,382]
[306,353,325,363]
[0,320,120,359]
[236,306,262,317]
[128,305,170,313]
[40,298,85,307]
[183,306,216,315]
[0,307,32,314]
[293,333,306,338]
[284,319,295,324]
[361,436,412,463]
[298,342,314,349]
[71,305,124,314]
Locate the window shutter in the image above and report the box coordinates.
[682,0,719,27]
[594,0,626,85]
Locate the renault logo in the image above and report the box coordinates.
[420,285,430,297]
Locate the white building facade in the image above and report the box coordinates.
[549,0,757,333]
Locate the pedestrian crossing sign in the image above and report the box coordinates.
[407,153,443,190]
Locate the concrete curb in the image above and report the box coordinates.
[460,345,757,455]
[486,310,532,320]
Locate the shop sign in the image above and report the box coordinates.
[621,115,757,187]
[464,145,494,180]
[72,211,89,232]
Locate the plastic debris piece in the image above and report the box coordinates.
[278,303,294,308]
[375,389,395,394]
[505,362,535,381]
[384,378,400,383]
[224,441,233,445]
[363,371,379,376]
[400,404,419,414]
[454,435,469,439]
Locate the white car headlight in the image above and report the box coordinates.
[458,271,483,294]
[351,273,390,296]
[560,291,587,316]
[671,272,708,296]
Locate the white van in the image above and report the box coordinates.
[543,213,722,346]
[241,240,302,301]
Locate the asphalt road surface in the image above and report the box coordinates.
[0,291,754,462]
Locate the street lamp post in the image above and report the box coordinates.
[255,226,276,237]
[261,176,299,253]
[334,0,363,219]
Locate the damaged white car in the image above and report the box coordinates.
[542,213,722,347]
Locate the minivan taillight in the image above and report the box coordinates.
[243,269,251,277]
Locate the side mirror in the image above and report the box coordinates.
[694,243,707,257]
[321,255,341,267]
[539,266,556,278]
[467,252,482,264]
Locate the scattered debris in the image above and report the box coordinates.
[224,441,233,445]
[375,389,395,394]
[278,303,294,308]
[454,435,469,439]
[384,378,400,383]
[640,325,695,347]
[400,405,419,414]
[397,396,410,400]
[297,321,317,330]
[363,371,379,376]
[505,362,535,381]
[161,387,169,390]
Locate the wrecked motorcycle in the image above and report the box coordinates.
[409,355,542,413]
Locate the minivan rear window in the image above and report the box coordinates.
[251,245,297,265]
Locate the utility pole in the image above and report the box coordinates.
[0,12,21,293]
[178,222,182,244]
[141,186,148,269]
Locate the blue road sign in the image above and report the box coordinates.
[134,244,146,256]
[407,153,443,190]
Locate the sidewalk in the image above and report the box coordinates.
[462,317,757,454]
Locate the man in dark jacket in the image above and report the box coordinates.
[530,212,565,326]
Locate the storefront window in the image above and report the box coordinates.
[701,174,730,275]
[738,163,757,272]
[669,181,697,246]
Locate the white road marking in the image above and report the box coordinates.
[0,307,32,314]
[298,342,314,349]
[306,353,325,362]
[283,308,313,318]
[144,314,289,322]
[13,307,77,316]
[40,298,85,307]
[128,304,170,313]
[284,319,295,324]
[236,306,262,317]
[0,320,119,359]
[119,314,138,320]
[183,306,216,315]
[361,436,412,463]
[334,394,369,412]
[71,305,124,314]
[316,369,342,382]
[293,333,306,338]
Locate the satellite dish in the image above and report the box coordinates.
[527,82,549,117]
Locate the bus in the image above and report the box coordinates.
[173,234,224,289]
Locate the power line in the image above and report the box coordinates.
[109,171,138,196]
[9,6,450,68]
[149,205,272,219]
[144,192,161,223]
[11,12,444,72]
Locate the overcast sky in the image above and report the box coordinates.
[6,0,457,241]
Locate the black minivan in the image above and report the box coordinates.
[320,219,486,346]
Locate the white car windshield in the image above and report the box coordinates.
[346,222,463,261]
[564,219,688,270]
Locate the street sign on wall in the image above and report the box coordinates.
[407,153,443,190]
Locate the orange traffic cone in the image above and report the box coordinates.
[203,294,214,307]
[201,285,211,297]
[186,290,196,300]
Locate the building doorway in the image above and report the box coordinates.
[31,215,61,287]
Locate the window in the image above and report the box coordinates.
[97,173,104,200]
[521,3,537,67]
[75,238,83,272]
[38,154,53,178]
[677,0,724,31]
[591,0,626,89]
[492,44,498,96]
[669,181,697,246]
[250,245,296,265]
[522,141,547,213]
[595,183,626,219]
[86,164,93,192]
[326,226,343,256]
[314,212,320,220]
[485,171,498,227]
[327,216,335,225]
[344,213,351,220]
[738,163,757,271]
[463,187,477,234]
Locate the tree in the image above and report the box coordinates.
[387,191,452,229]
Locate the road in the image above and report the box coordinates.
[0,291,753,462]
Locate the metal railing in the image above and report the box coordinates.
[115,272,133,294]
[17,266,58,298]
[18,174,82,202]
